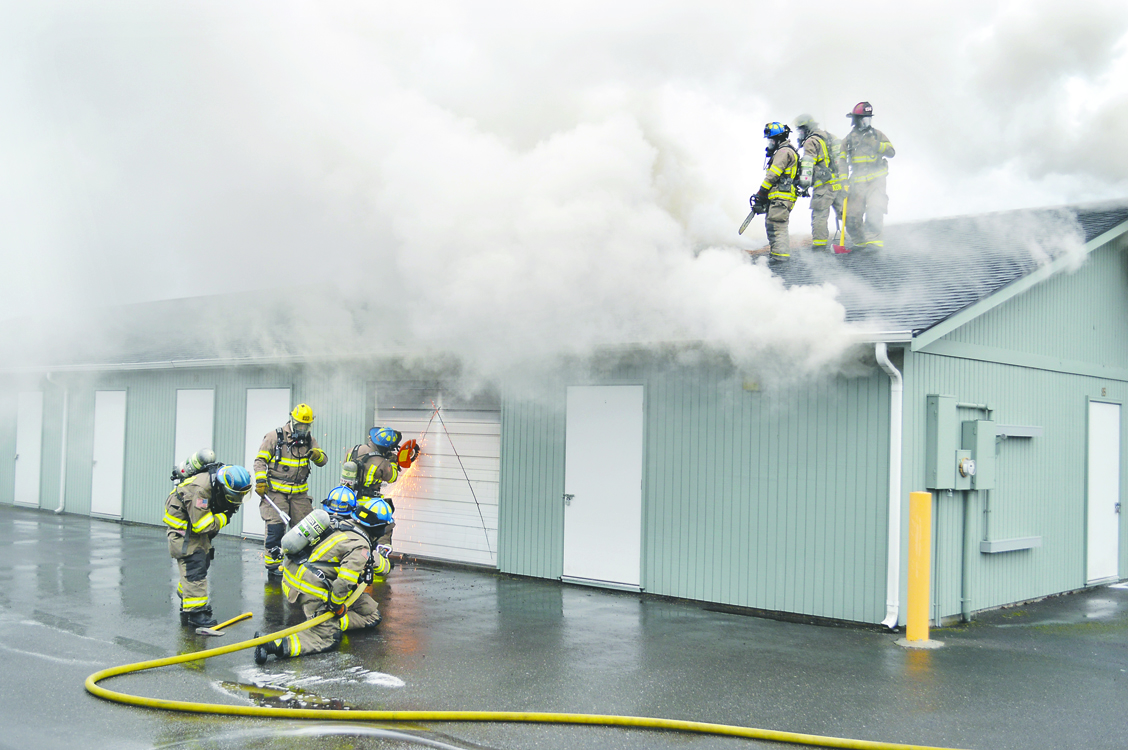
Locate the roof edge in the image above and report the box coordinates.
[910,215,1128,352]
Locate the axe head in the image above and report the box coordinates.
[195,626,226,637]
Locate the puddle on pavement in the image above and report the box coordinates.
[219,680,355,710]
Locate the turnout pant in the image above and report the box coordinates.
[276,591,382,657]
[260,492,313,570]
[844,176,888,248]
[176,549,212,611]
[810,183,846,249]
[765,199,795,260]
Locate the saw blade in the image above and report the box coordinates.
[738,209,757,235]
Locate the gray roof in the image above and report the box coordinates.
[767,202,1128,333]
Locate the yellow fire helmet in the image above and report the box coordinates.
[291,403,315,424]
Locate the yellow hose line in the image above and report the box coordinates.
[85,611,971,750]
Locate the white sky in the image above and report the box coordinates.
[1,1,1126,379]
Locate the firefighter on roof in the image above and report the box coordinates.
[750,122,800,263]
[164,463,250,628]
[794,114,847,251]
[840,101,895,249]
[255,489,392,663]
[254,403,329,576]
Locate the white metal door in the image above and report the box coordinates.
[1088,401,1121,583]
[174,389,215,464]
[14,392,44,507]
[91,390,127,518]
[242,388,291,537]
[563,385,644,588]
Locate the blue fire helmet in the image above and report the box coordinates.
[353,496,394,529]
[216,465,251,502]
[370,427,402,449]
[764,122,791,140]
[323,485,358,516]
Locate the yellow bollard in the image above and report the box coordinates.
[906,491,933,642]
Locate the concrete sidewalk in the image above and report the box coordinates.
[1,503,1125,750]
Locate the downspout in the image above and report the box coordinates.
[876,343,903,630]
[46,373,69,514]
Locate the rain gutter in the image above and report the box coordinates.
[875,342,903,630]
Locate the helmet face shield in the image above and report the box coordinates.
[323,485,358,516]
[352,496,394,529]
[217,465,251,504]
[291,421,310,437]
[852,115,872,130]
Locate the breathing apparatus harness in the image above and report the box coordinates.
[347,444,398,510]
[273,425,312,462]
[285,516,381,589]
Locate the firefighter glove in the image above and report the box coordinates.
[310,447,326,464]
[255,480,268,495]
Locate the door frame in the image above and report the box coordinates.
[1086,396,1122,584]
[14,391,44,507]
[561,382,647,591]
[242,387,292,538]
[90,389,128,519]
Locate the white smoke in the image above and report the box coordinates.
[0,0,1124,384]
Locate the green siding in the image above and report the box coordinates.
[500,365,893,624]
[944,236,1128,370]
[904,236,1128,619]
[902,350,1128,621]
[0,365,372,534]
[498,389,566,579]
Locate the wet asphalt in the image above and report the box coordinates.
[1,504,1127,750]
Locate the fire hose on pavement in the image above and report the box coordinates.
[85,611,972,750]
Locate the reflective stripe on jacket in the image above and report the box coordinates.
[840,126,895,182]
[254,423,326,495]
[164,473,225,556]
[761,145,799,202]
[348,443,399,498]
[802,130,846,189]
[281,526,372,605]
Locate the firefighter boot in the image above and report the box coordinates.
[181,607,218,629]
[254,631,290,665]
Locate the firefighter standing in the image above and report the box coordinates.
[255,490,393,663]
[163,463,251,627]
[254,404,329,576]
[794,114,848,251]
[343,427,420,547]
[750,122,800,263]
[840,102,895,249]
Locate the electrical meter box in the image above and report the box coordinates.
[926,395,958,489]
[961,420,996,490]
[954,449,974,490]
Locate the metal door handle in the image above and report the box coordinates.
[563,493,574,506]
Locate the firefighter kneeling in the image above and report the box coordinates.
[255,487,393,663]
